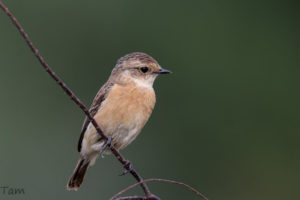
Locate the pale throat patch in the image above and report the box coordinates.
[133,76,156,88]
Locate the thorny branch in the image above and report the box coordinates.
[0,1,208,200]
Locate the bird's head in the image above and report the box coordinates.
[110,52,171,87]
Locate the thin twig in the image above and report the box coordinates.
[115,196,155,200]
[117,196,150,200]
[115,195,160,200]
[111,178,208,200]
[0,1,152,197]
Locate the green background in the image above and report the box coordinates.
[0,0,299,199]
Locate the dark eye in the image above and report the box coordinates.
[140,67,149,73]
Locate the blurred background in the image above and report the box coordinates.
[0,0,299,199]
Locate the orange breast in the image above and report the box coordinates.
[94,84,156,149]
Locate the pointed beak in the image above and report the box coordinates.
[156,68,172,74]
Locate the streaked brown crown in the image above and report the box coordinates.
[117,52,159,66]
[110,52,164,84]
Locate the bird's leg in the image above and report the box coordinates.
[100,136,112,157]
[119,160,134,176]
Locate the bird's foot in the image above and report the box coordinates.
[100,136,112,158]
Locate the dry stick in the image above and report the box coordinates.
[111,178,208,200]
[0,1,154,198]
[115,196,150,200]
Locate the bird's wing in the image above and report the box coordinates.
[77,81,115,152]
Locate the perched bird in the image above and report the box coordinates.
[67,52,171,190]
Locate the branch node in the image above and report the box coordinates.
[120,160,133,176]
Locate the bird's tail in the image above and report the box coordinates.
[67,157,90,191]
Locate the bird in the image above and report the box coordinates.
[67,52,171,190]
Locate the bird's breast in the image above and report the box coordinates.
[94,84,156,149]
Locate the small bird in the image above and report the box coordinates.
[67,52,171,190]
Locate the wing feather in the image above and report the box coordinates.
[77,81,114,152]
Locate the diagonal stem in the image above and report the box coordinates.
[0,1,151,197]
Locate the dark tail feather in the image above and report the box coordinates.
[67,157,89,191]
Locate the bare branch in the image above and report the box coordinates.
[0,1,151,197]
[0,2,208,200]
[111,178,208,200]
[115,196,154,200]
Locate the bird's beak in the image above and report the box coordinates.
[156,68,172,74]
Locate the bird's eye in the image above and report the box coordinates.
[140,67,149,73]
